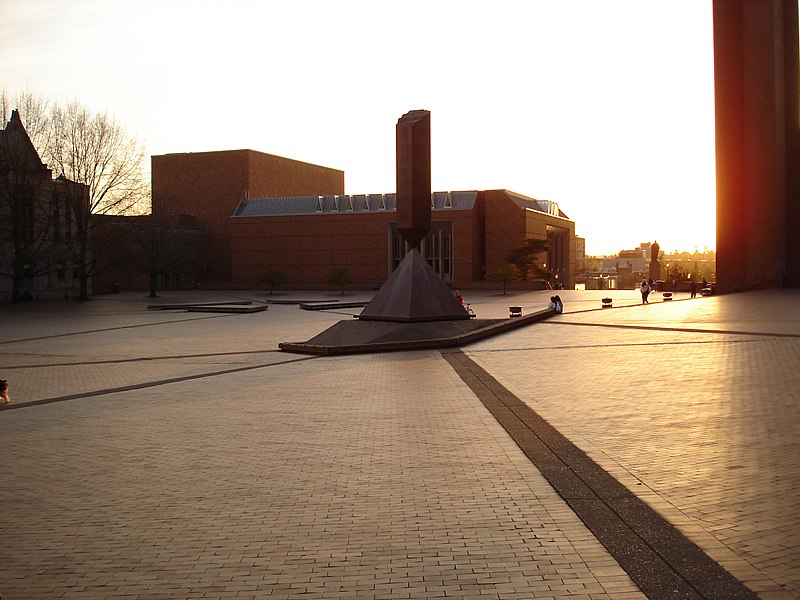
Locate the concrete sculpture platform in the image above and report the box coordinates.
[279,308,555,355]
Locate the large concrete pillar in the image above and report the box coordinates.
[713,0,800,292]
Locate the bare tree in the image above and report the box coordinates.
[0,89,52,158]
[46,100,148,299]
[113,200,209,298]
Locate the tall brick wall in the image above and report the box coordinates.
[151,150,344,282]
[246,152,344,198]
[483,190,527,276]
[231,213,391,287]
[483,190,575,287]
[230,209,481,289]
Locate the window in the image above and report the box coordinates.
[14,185,35,243]
[52,200,61,239]
[64,199,72,242]
[389,221,454,281]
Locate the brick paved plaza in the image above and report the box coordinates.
[1,288,798,599]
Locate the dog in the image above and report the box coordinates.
[0,379,9,404]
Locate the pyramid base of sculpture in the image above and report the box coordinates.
[358,249,470,322]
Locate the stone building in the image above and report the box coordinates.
[0,110,88,301]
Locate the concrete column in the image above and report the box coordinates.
[713,0,800,291]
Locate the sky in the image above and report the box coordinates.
[1,0,717,256]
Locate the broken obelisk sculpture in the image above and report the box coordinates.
[359,110,470,322]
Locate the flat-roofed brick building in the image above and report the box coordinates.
[229,189,575,290]
[148,148,575,291]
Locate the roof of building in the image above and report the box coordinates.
[503,190,570,220]
[154,149,344,174]
[232,191,479,217]
[232,190,571,220]
[0,109,45,169]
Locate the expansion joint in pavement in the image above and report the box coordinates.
[6,349,282,369]
[0,313,231,345]
[544,320,800,339]
[0,355,318,411]
[442,349,758,600]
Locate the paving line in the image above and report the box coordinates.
[2,349,282,369]
[468,338,761,354]
[443,349,758,600]
[545,319,800,339]
[0,355,318,411]
[0,314,233,345]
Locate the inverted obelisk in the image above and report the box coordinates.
[359,110,469,322]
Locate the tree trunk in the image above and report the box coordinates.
[78,264,89,300]
[149,272,159,298]
[11,265,23,302]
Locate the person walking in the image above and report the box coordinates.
[690,280,697,299]
[641,279,651,304]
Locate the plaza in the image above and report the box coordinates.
[1,288,798,599]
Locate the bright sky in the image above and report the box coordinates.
[2,0,716,256]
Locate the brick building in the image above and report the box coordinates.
[228,189,575,290]
[151,150,344,283]
[148,149,576,291]
[93,212,212,294]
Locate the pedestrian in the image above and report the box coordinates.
[548,295,563,314]
[641,279,651,304]
[690,280,697,298]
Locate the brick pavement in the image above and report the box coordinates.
[0,288,797,599]
[465,289,800,599]
[1,291,643,599]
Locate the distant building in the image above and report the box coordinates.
[619,249,643,260]
[588,242,657,290]
[0,110,88,300]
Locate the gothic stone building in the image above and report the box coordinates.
[0,110,88,301]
